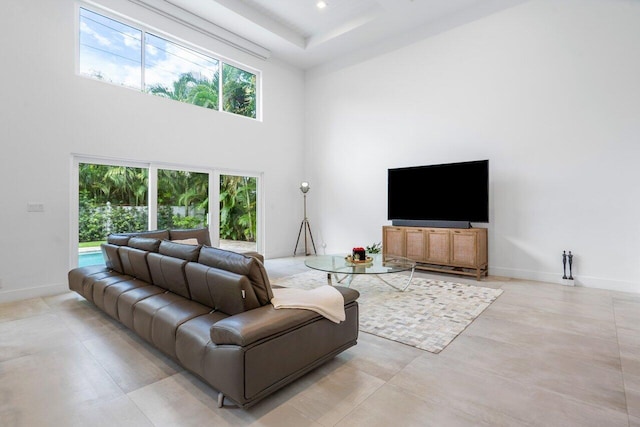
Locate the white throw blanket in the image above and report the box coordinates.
[271,286,345,323]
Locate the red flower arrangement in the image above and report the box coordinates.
[352,247,366,261]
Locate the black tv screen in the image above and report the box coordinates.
[388,160,489,223]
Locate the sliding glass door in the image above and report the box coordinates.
[73,157,262,268]
[218,174,257,252]
[78,162,148,267]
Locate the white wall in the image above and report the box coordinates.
[305,0,640,292]
[0,0,305,302]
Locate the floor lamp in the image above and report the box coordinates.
[294,181,317,256]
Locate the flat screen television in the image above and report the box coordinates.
[388,159,489,226]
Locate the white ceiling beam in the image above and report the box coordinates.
[212,0,306,49]
[127,0,272,59]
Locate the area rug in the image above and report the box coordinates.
[271,271,503,354]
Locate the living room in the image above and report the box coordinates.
[1,0,639,425]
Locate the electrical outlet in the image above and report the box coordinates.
[27,203,45,212]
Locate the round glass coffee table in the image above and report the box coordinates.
[304,253,416,291]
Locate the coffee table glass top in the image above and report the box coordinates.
[304,253,415,275]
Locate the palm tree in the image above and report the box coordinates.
[147,68,255,118]
[148,72,219,110]
[103,167,148,205]
[219,175,256,241]
[147,73,197,102]
[222,64,256,118]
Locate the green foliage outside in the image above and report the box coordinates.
[220,175,256,242]
[79,164,149,241]
[147,66,256,119]
[79,164,257,244]
[157,169,208,230]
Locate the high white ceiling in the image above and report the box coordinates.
[140,0,528,70]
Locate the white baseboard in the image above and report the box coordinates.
[0,282,69,304]
[490,266,639,294]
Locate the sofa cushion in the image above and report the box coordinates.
[169,227,211,246]
[147,253,190,298]
[175,312,229,377]
[128,237,161,252]
[101,243,124,273]
[132,229,170,240]
[150,299,211,359]
[116,285,164,329]
[132,292,186,343]
[185,263,259,315]
[107,234,131,246]
[198,246,273,306]
[68,265,117,301]
[118,246,152,283]
[107,229,170,244]
[159,240,201,261]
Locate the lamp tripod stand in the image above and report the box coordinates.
[294,182,317,256]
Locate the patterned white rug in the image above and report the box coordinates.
[271,270,503,354]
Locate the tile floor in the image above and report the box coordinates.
[1,256,639,426]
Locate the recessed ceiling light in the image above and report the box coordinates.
[316,1,328,9]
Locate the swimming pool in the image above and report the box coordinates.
[78,251,105,267]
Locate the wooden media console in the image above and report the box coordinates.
[382,225,488,280]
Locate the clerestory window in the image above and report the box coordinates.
[78,7,258,119]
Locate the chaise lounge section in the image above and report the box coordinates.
[68,231,359,408]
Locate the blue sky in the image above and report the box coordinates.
[79,8,219,91]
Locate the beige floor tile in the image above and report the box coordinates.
[620,345,640,378]
[42,291,88,311]
[0,313,78,362]
[618,328,640,348]
[82,329,183,393]
[464,315,622,370]
[390,352,629,426]
[614,299,640,332]
[334,383,492,427]
[24,395,154,427]
[276,358,386,426]
[127,374,231,426]
[0,343,126,426]
[443,334,626,412]
[631,415,640,427]
[334,331,424,381]
[56,303,126,341]
[480,297,618,342]
[128,372,321,427]
[499,280,613,305]
[624,372,640,418]
[495,289,616,322]
[0,297,51,323]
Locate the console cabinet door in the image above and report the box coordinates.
[425,229,450,264]
[405,229,426,262]
[383,226,405,257]
[450,230,477,267]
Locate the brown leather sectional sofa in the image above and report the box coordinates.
[68,229,359,408]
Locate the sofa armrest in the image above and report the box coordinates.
[241,251,264,264]
[211,286,358,347]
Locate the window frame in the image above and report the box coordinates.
[75,3,261,120]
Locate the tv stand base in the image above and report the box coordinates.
[382,226,488,281]
[414,263,488,281]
